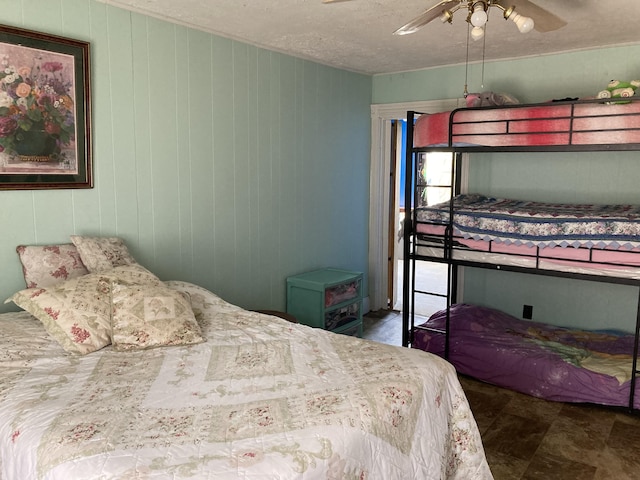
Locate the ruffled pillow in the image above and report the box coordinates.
[110,281,203,351]
[16,244,89,288]
[70,235,138,273]
[5,264,161,355]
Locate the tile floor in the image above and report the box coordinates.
[362,309,640,480]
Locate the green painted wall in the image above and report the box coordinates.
[0,0,372,313]
[374,44,640,332]
[373,44,640,104]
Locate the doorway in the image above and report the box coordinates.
[368,99,464,314]
[389,123,453,319]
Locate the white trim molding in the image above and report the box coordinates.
[368,98,464,312]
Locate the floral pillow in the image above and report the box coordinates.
[110,281,204,351]
[5,264,161,355]
[16,244,89,288]
[70,235,138,273]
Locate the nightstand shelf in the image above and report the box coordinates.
[286,268,363,337]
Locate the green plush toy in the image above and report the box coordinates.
[597,80,640,101]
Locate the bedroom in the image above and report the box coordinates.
[0,0,639,478]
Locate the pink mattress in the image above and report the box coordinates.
[414,101,640,148]
[418,224,640,266]
[416,224,640,279]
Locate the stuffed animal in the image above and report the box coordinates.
[465,91,520,108]
[597,80,640,101]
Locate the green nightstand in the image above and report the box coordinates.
[286,268,363,337]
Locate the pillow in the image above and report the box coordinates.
[70,235,137,273]
[5,264,161,355]
[110,281,204,351]
[16,244,89,288]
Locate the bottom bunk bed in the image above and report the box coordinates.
[412,303,640,409]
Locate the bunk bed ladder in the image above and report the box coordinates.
[630,288,640,412]
[402,111,458,354]
[443,151,459,360]
[402,111,461,358]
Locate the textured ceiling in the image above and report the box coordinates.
[96,0,640,75]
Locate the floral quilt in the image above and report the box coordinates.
[0,281,492,480]
[417,194,640,249]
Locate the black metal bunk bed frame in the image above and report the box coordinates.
[401,98,640,412]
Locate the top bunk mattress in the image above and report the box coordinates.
[413,101,640,148]
[416,194,640,250]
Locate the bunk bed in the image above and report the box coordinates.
[401,97,640,411]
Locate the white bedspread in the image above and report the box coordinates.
[0,281,492,479]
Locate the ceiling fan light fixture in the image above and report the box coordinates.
[506,9,535,33]
[470,25,485,41]
[470,2,488,27]
[440,9,454,23]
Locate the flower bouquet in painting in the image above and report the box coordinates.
[0,48,76,166]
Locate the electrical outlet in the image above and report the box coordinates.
[523,305,533,319]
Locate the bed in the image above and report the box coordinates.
[414,193,640,280]
[0,238,493,479]
[413,99,640,149]
[401,98,640,411]
[413,303,640,409]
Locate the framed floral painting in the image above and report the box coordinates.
[0,25,91,190]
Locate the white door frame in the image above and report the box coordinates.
[368,99,464,311]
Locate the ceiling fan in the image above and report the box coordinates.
[323,0,567,40]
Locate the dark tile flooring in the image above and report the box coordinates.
[362,309,640,480]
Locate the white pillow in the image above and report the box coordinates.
[111,281,204,351]
[70,235,137,273]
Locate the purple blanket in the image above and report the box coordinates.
[412,303,640,408]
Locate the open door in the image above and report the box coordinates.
[387,120,403,310]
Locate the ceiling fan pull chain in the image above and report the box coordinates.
[481,20,487,89]
[464,23,470,98]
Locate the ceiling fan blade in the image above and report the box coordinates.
[393,0,460,36]
[499,0,567,32]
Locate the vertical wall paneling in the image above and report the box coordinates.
[180,30,215,285]
[185,29,214,289]
[105,6,138,240]
[0,0,24,26]
[269,53,283,304]
[211,36,236,302]
[0,191,35,287]
[93,5,118,237]
[294,59,305,269]
[276,54,298,281]
[255,49,274,306]
[130,13,153,261]
[146,19,180,279]
[0,0,372,313]
[232,42,251,305]
[173,25,192,280]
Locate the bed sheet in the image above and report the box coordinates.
[0,281,492,480]
[412,304,640,408]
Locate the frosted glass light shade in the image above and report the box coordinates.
[510,12,535,33]
[470,26,485,41]
[470,3,488,27]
